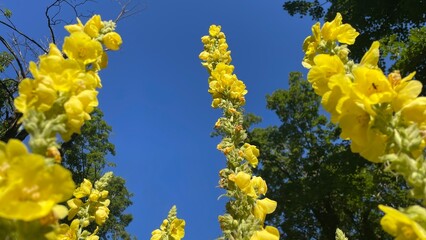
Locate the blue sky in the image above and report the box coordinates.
[2,0,316,238]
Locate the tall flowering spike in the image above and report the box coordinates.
[62,172,113,239]
[303,12,426,240]
[3,15,122,238]
[200,25,279,239]
[14,15,123,155]
[150,205,186,240]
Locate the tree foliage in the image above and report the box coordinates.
[282,0,426,94]
[61,108,134,240]
[248,72,416,239]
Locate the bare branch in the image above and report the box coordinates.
[114,0,145,23]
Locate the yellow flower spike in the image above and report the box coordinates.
[307,54,345,96]
[102,32,123,51]
[63,31,103,65]
[360,41,381,68]
[250,226,280,240]
[170,219,186,240]
[379,205,426,239]
[253,198,277,223]
[243,143,260,167]
[73,179,93,198]
[209,25,221,37]
[84,15,104,38]
[0,139,75,221]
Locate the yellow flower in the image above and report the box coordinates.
[170,218,185,240]
[401,97,426,125]
[251,176,267,196]
[321,13,359,44]
[338,99,372,144]
[150,229,163,240]
[209,25,221,37]
[67,198,83,220]
[0,139,75,221]
[84,15,104,38]
[102,32,123,51]
[95,206,110,225]
[349,130,387,163]
[73,179,93,198]
[243,143,260,167]
[338,99,387,162]
[307,54,345,96]
[229,172,256,197]
[14,78,50,117]
[379,205,426,239]
[351,66,395,116]
[55,219,80,240]
[253,198,277,223]
[63,32,103,65]
[390,71,420,112]
[65,18,84,34]
[63,90,98,140]
[209,63,247,102]
[360,41,380,68]
[199,51,210,61]
[321,74,352,123]
[250,226,280,240]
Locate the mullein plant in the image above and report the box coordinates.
[150,205,186,240]
[199,25,279,240]
[0,15,122,239]
[303,13,426,239]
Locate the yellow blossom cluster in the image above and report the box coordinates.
[304,13,425,163]
[302,13,359,68]
[151,206,185,240]
[200,25,247,108]
[303,13,426,240]
[14,15,122,141]
[200,25,279,240]
[54,173,112,240]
